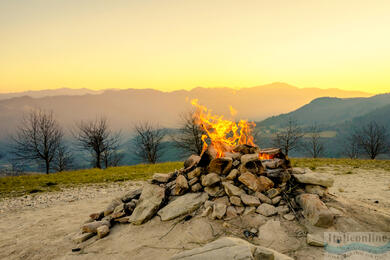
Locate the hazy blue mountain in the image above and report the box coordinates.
[0,88,104,100]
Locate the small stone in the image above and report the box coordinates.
[293,171,334,187]
[115,216,130,223]
[188,177,198,186]
[229,196,243,206]
[240,194,261,206]
[238,172,261,191]
[296,193,334,227]
[305,184,327,197]
[97,225,109,239]
[226,169,239,180]
[283,213,295,221]
[121,188,142,203]
[89,212,103,221]
[201,206,212,217]
[256,204,277,217]
[307,234,325,247]
[204,186,225,197]
[208,157,233,175]
[191,183,202,192]
[188,167,202,179]
[152,173,173,183]
[255,192,272,204]
[271,196,282,205]
[204,200,214,208]
[243,206,256,215]
[257,176,274,192]
[266,188,280,199]
[184,154,201,169]
[276,205,289,215]
[176,175,189,189]
[235,206,245,215]
[104,199,122,216]
[201,173,221,186]
[72,232,95,243]
[81,220,110,233]
[225,206,238,220]
[214,196,230,206]
[212,203,227,219]
[241,214,267,228]
[239,154,264,175]
[222,182,244,196]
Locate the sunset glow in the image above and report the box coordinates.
[1,0,389,94]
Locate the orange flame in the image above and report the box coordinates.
[191,99,256,158]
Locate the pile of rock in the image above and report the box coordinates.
[74,144,335,243]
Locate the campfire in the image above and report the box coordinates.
[74,101,335,245]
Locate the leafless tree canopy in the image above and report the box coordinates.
[10,110,65,174]
[354,121,388,159]
[132,122,165,164]
[171,111,204,156]
[53,144,73,172]
[74,117,121,169]
[342,134,360,159]
[303,123,324,158]
[272,117,304,156]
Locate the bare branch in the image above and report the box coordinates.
[272,117,304,156]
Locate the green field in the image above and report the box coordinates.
[1,158,390,198]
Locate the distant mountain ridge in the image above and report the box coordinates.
[0,88,105,100]
[0,83,372,139]
[259,93,390,128]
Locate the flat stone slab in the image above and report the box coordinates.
[128,184,165,225]
[293,171,334,187]
[171,236,293,260]
[158,193,208,221]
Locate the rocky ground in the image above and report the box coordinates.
[0,168,389,260]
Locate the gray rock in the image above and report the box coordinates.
[188,177,198,186]
[222,182,244,197]
[97,225,110,239]
[235,206,245,215]
[293,172,334,187]
[265,188,280,199]
[240,193,261,206]
[276,205,289,215]
[296,193,334,227]
[104,198,122,216]
[243,206,256,215]
[204,186,225,197]
[121,188,142,203]
[226,169,239,180]
[224,206,238,220]
[191,183,202,192]
[240,213,267,228]
[184,155,201,169]
[188,167,202,179]
[72,232,95,243]
[152,173,173,183]
[158,193,208,221]
[201,206,212,217]
[306,233,325,247]
[214,196,230,206]
[305,184,327,197]
[239,154,264,175]
[128,184,165,225]
[255,192,272,204]
[229,196,242,206]
[170,236,293,260]
[283,213,295,221]
[201,173,221,186]
[212,203,227,219]
[272,196,282,205]
[256,203,277,217]
[176,175,189,189]
[208,157,233,175]
[81,220,110,233]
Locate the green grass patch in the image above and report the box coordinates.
[291,158,390,172]
[0,162,182,198]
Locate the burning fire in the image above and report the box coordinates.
[191,99,256,158]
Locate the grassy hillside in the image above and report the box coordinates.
[0,162,182,198]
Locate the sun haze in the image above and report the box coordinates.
[0,0,389,94]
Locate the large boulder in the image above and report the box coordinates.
[296,193,334,227]
[171,236,293,260]
[158,193,208,221]
[128,184,166,225]
[293,172,334,187]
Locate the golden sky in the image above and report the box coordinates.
[0,0,389,94]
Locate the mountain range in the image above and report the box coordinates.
[0,83,370,138]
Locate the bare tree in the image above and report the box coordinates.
[10,110,64,174]
[132,122,165,164]
[171,111,204,156]
[103,149,124,168]
[354,121,388,159]
[342,134,360,159]
[303,123,324,158]
[73,117,121,169]
[53,144,73,172]
[272,117,304,156]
